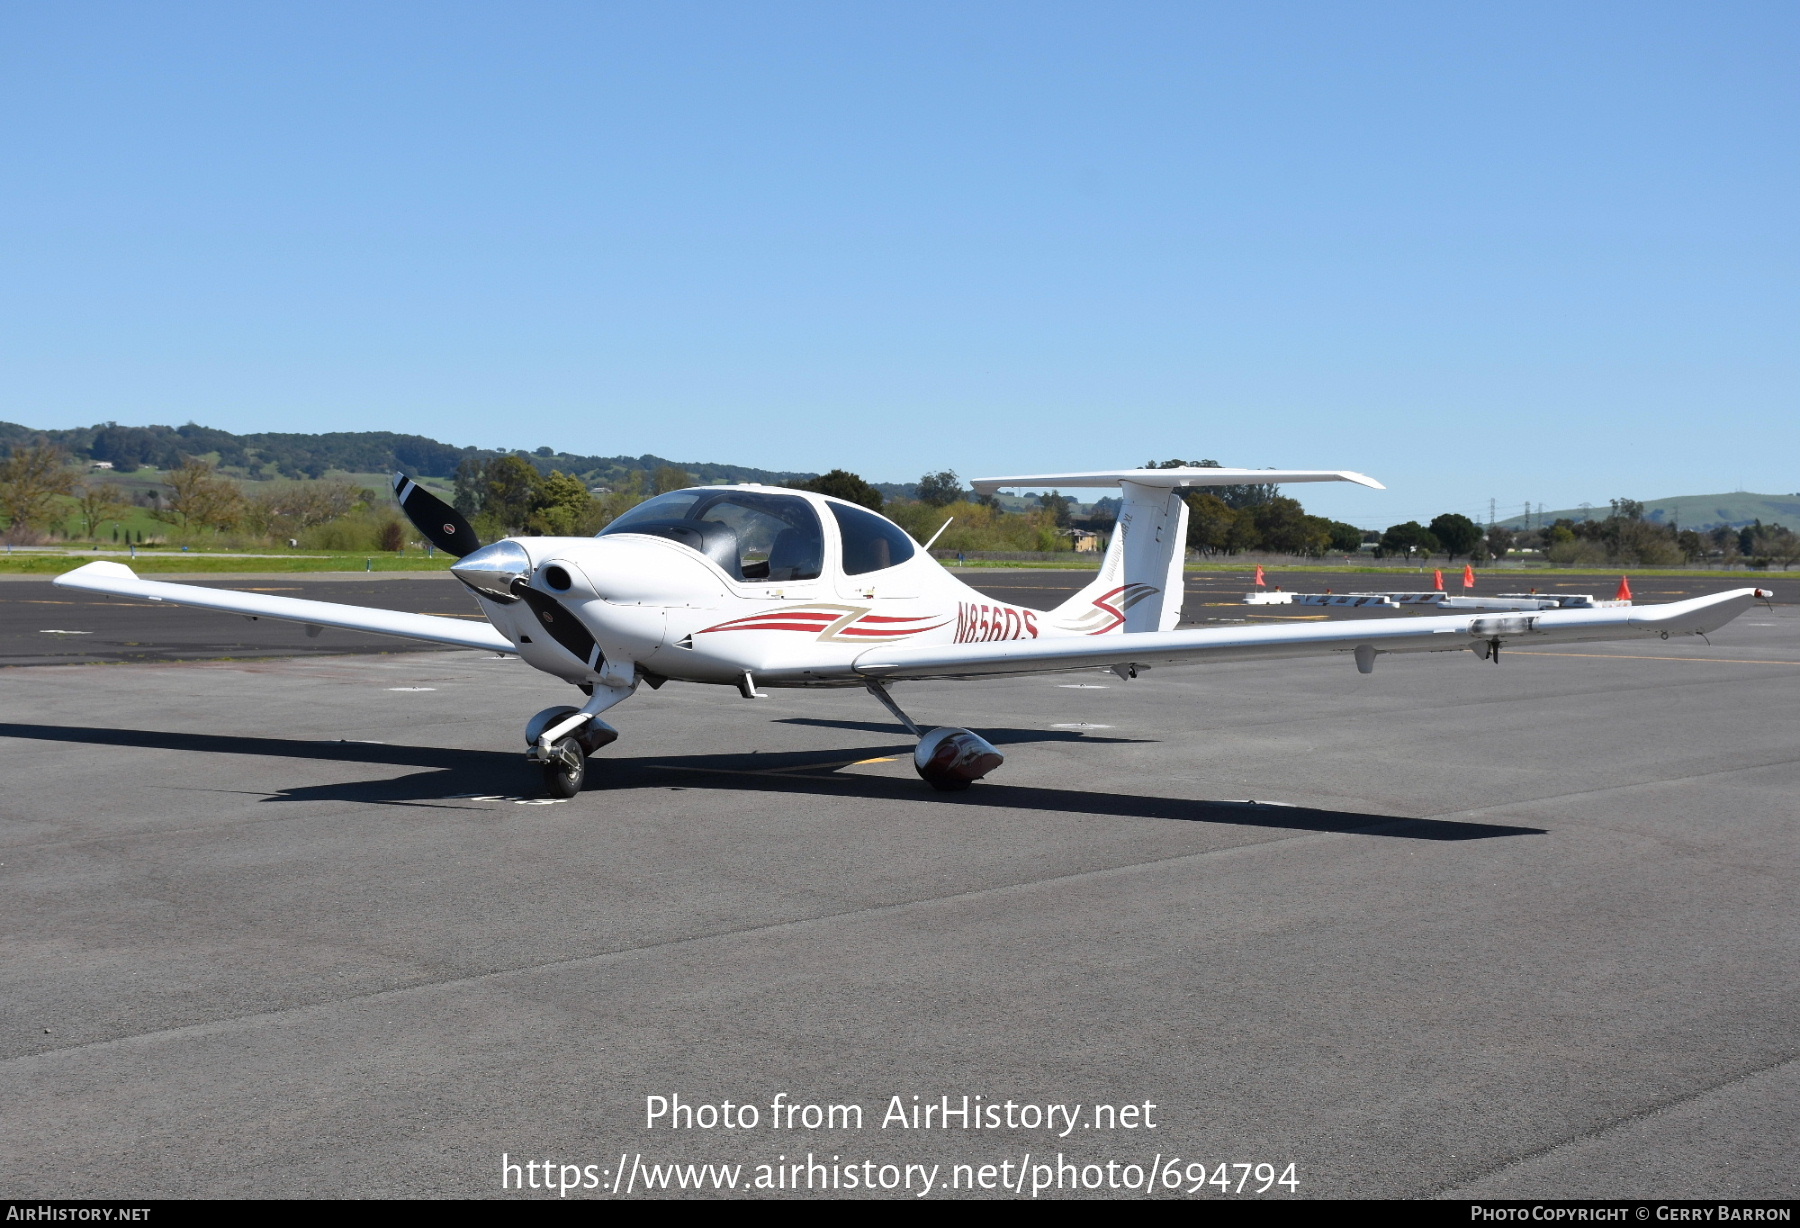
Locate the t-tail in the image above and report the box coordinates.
[970,465,1385,637]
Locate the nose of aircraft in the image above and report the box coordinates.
[452,534,728,606]
[450,539,531,600]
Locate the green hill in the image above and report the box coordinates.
[0,420,823,490]
[1499,492,1800,532]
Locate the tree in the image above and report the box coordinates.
[1037,491,1073,528]
[1252,496,1330,555]
[1326,521,1364,554]
[454,457,609,537]
[1428,513,1483,560]
[801,469,883,511]
[1766,526,1800,570]
[75,479,132,540]
[0,443,78,533]
[453,456,486,514]
[526,470,603,536]
[247,481,360,537]
[653,465,695,495]
[1608,517,1684,566]
[1083,496,1121,531]
[1379,521,1439,561]
[159,458,246,531]
[916,470,964,507]
[1185,492,1236,554]
[1486,525,1515,560]
[482,455,541,531]
[1186,487,1314,553]
[1222,507,1262,553]
[0,442,78,532]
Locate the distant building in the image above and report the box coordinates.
[90,461,114,470]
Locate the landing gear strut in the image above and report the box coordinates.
[864,680,1004,791]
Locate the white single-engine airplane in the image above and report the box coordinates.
[54,466,1767,797]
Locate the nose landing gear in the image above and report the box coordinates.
[540,737,586,799]
[524,703,621,798]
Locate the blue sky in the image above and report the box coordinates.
[1,1,1793,527]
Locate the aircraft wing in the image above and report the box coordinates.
[851,589,1762,681]
[52,561,512,653]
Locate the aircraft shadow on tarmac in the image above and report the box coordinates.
[773,716,1152,744]
[0,722,1545,841]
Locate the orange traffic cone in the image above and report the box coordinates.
[1433,569,1444,591]
[1616,575,1632,601]
[1254,565,1266,587]
[1462,564,1476,589]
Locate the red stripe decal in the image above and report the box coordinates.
[837,622,949,637]
[701,615,838,632]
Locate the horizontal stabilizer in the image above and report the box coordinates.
[52,561,512,653]
[971,467,1384,495]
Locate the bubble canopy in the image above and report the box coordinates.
[599,489,825,583]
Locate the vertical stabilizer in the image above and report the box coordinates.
[1046,481,1188,635]
[1118,480,1188,632]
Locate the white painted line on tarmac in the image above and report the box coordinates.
[445,793,571,805]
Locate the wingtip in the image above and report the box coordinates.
[1344,472,1387,490]
[54,559,139,585]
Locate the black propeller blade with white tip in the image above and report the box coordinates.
[391,473,483,558]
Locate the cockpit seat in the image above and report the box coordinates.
[766,526,823,582]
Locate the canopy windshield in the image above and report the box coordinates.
[600,489,824,582]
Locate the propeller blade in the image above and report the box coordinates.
[391,473,483,558]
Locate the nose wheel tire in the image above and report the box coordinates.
[540,738,586,798]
